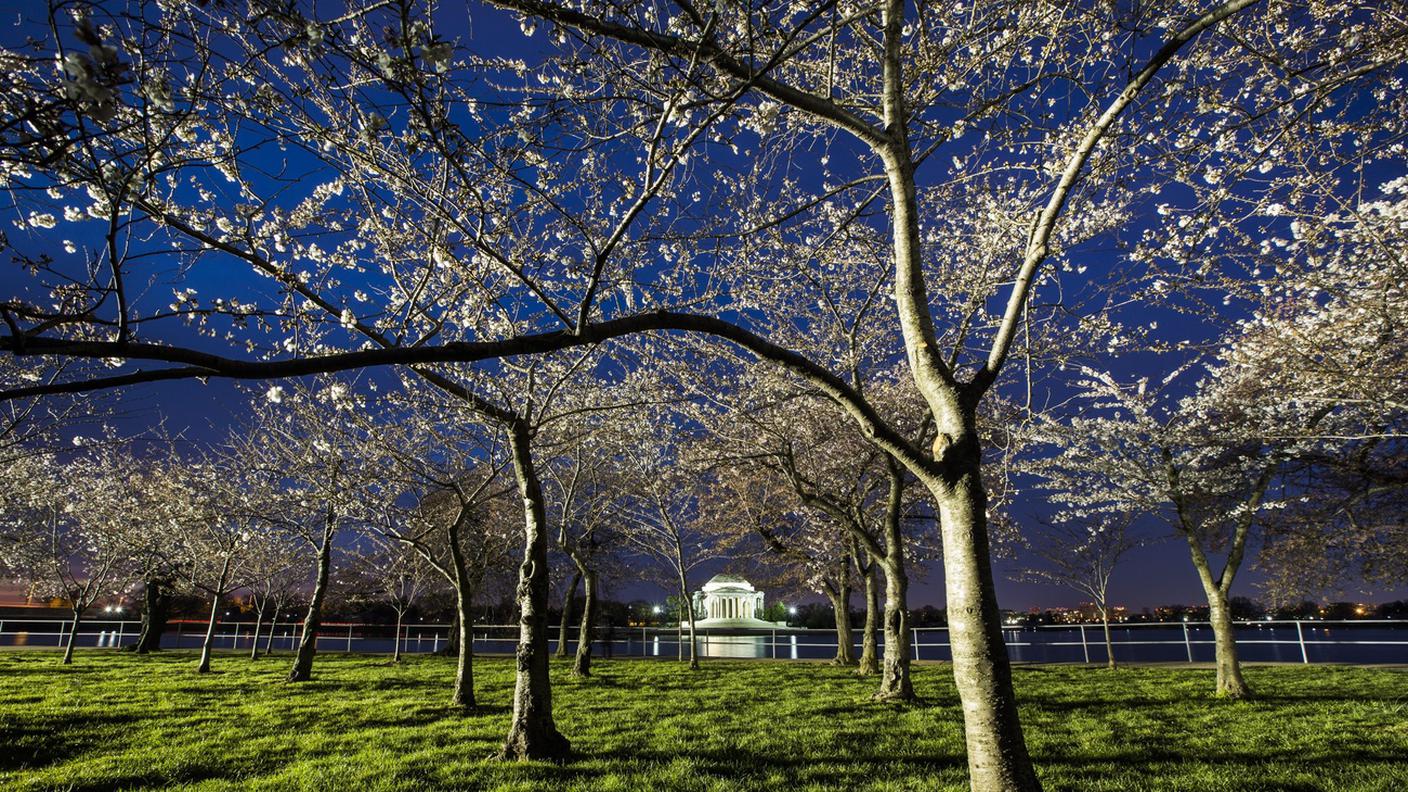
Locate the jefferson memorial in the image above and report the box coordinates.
[690,574,788,628]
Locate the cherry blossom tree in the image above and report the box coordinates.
[8,450,131,664]
[241,530,305,661]
[544,435,621,678]
[231,382,376,683]
[707,463,863,668]
[3,1,1403,786]
[1012,516,1141,670]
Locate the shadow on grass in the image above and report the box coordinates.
[0,712,140,772]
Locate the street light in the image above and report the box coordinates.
[651,605,662,615]
[787,606,797,616]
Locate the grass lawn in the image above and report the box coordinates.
[0,652,1405,791]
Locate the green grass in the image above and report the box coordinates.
[1,652,1405,791]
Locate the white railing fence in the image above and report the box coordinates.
[1,617,1404,664]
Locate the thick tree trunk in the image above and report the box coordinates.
[556,570,580,659]
[1205,588,1251,698]
[499,423,570,761]
[930,451,1040,792]
[128,578,170,654]
[827,585,856,666]
[1100,607,1115,670]
[1182,532,1253,699]
[288,523,333,683]
[876,559,913,700]
[573,569,597,677]
[858,560,880,676]
[62,610,81,665]
[197,591,222,674]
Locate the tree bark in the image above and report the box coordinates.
[929,449,1040,792]
[249,604,264,660]
[262,603,281,656]
[877,559,913,700]
[62,609,81,665]
[451,584,475,707]
[556,569,580,659]
[876,460,913,700]
[128,577,170,654]
[499,423,570,761]
[1205,585,1251,698]
[197,556,231,674]
[445,506,478,708]
[1101,607,1116,670]
[1180,524,1254,699]
[196,592,221,673]
[677,568,700,671]
[288,513,334,683]
[573,569,597,677]
[858,558,880,676]
[826,584,856,666]
[392,609,404,664]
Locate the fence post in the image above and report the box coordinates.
[1079,624,1090,664]
[1296,620,1309,664]
[771,629,777,659]
[912,628,920,661]
[1182,622,1193,662]
[232,623,239,650]
[116,620,124,648]
[433,632,440,653]
[175,620,183,649]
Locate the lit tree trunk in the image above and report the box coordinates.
[573,568,597,677]
[197,556,231,674]
[676,562,699,671]
[876,459,913,701]
[499,422,570,761]
[288,510,334,683]
[450,582,475,707]
[556,569,580,659]
[1173,459,1266,701]
[928,446,1039,791]
[858,555,880,676]
[826,582,855,666]
[129,577,170,654]
[262,603,281,656]
[1100,606,1115,670]
[445,507,477,708]
[62,606,81,665]
[1186,531,1253,698]
[877,559,912,700]
[1205,590,1249,697]
[392,608,405,664]
[249,602,265,660]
